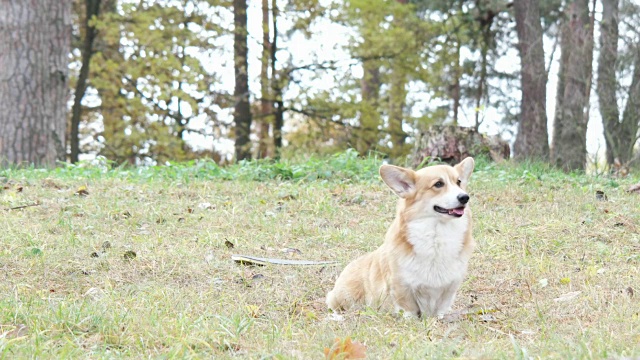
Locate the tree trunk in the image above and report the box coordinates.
[0,0,71,167]
[94,0,130,163]
[387,0,409,159]
[70,0,101,163]
[474,2,493,131]
[597,0,639,166]
[512,0,550,161]
[256,0,271,159]
[233,0,252,161]
[388,64,407,159]
[452,39,462,126]
[271,0,283,158]
[355,53,381,155]
[597,0,621,165]
[619,48,640,163]
[474,37,489,131]
[551,0,593,171]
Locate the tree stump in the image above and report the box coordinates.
[410,125,510,167]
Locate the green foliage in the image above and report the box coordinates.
[0,149,384,183]
[291,0,520,159]
[85,0,227,164]
[3,150,636,188]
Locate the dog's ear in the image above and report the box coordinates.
[454,157,475,183]
[380,165,416,198]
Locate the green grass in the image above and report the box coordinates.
[1,153,639,358]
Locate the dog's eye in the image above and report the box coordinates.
[457,179,462,186]
[434,181,444,188]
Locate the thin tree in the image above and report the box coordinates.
[233,0,253,161]
[256,0,272,159]
[388,0,409,158]
[356,44,381,155]
[70,0,102,163]
[0,0,71,166]
[512,0,550,160]
[552,0,593,171]
[597,0,639,166]
[271,0,284,157]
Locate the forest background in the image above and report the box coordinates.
[1,0,640,172]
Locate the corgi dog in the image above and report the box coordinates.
[326,157,475,318]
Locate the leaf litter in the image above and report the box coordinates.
[324,337,366,359]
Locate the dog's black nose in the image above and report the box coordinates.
[457,193,469,204]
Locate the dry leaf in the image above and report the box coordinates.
[554,291,581,302]
[281,247,302,255]
[3,324,28,339]
[42,178,62,189]
[326,313,345,322]
[439,307,498,323]
[279,193,297,201]
[245,304,262,318]
[75,186,89,196]
[627,183,640,193]
[123,250,137,260]
[324,337,366,359]
[198,202,213,210]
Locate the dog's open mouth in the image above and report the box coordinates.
[434,205,465,217]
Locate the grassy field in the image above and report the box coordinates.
[1,152,639,359]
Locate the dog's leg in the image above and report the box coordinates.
[391,283,420,318]
[434,280,462,317]
[326,290,341,311]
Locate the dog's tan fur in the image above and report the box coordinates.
[326,158,475,318]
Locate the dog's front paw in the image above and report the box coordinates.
[394,308,420,319]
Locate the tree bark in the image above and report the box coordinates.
[271,0,283,157]
[620,48,640,162]
[597,0,621,165]
[597,0,638,166]
[388,64,407,159]
[474,35,489,131]
[473,1,494,131]
[355,53,381,155]
[512,0,550,161]
[0,0,71,167]
[387,0,409,159]
[551,0,593,171]
[256,0,271,159]
[233,0,252,161]
[452,39,462,126]
[93,0,131,163]
[70,0,101,163]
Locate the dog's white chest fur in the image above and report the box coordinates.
[401,216,469,289]
[393,216,471,316]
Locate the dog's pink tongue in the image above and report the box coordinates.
[449,207,465,216]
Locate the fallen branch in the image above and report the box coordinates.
[628,183,640,193]
[4,202,41,211]
[232,254,338,266]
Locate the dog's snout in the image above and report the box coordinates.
[457,193,469,204]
